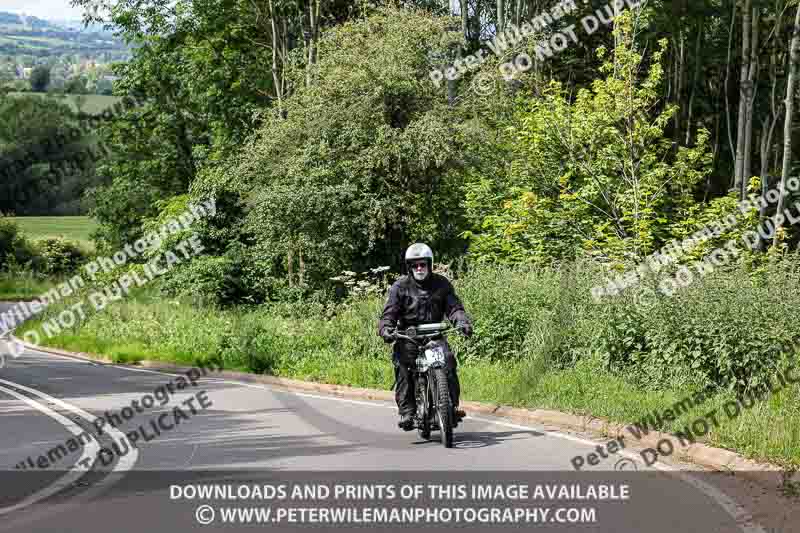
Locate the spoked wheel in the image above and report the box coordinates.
[434,368,453,448]
[416,375,431,440]
[418,416,431,440]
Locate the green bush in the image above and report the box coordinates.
[0,216,19,268]
[29,237,87,275]
[630,261,800,390]
[24,259,800,395]
[0,216,46,273]
[439,261,800,393]
[159,255,239,307]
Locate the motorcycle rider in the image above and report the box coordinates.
[377,243,473,431]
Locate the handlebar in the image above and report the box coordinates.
[389,322,467,344]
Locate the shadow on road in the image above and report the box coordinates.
[453,429,544,449]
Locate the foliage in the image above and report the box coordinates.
[81,0,280,251]
[329,266,393,300]
[28,237,87,275]
[158,254,240,307]
[0,94,101,215]
[464,13,713,267]
[0,214,87,275]
[200,6,475,286]
[29,65,50,92]
[0,215,19,268]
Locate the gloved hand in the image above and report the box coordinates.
[457,321,473,338]
[380,328,396,344]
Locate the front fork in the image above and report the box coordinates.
[415,373,433,425]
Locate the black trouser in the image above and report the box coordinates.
[393,343,460,416]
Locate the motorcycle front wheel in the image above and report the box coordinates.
[433,367,453,448]
[417,375,431,440]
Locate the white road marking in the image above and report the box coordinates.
[0,377,139,476]
[0,385,99,516]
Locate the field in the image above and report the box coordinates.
[9,216,97,246]
[6,92,121,114]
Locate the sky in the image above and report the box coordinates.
[0,0,84,21]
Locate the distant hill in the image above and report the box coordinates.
[0,12,112,35]
[50,19,112,34]
[0,11,127,58]
[0,12,55,30]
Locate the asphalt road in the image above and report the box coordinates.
[0,303,796,533]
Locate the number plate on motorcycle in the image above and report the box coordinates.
[424,345,446,364]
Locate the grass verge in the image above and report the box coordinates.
[15,276,800,469]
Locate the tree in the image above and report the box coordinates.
[65,77,88,95]
[463,12,713,265]
[772,0,800,247]
[0,95,98,215]
[74,0,279,248]
[29,65,50,92]
[197,7,472,284]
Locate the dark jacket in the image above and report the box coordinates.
[377,274,469,357]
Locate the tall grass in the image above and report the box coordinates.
[16,261,800,467]
[0,271,58,300]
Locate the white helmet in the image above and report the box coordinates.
[405,243,433,282]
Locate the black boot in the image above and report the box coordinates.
[398,413,414,431]
[453,407,466,427]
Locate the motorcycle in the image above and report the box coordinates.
[390,322,462,448]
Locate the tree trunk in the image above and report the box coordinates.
[734,0,752,193]
[287,245,294,287]
[724,0,737,178]
[306,0,320,88]
[755,118,775,251]
[741,5,759,199]
[772,2,800,248]
[613,1,622,77]
[677,28,686,145]
[298,243,305,286]
[497,0,504,36]
[268,0,284,117]
[460,0,470,43]
[685,25,703,145]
